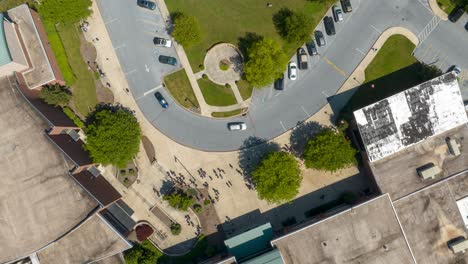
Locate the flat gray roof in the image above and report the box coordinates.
[36,214,131,263]
[393,172,468,264]
[0,76,97,263]
[371,124,468,200]
[272,195,415,264]
[354,73,467,162]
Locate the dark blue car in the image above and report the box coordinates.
[155,92,169,108]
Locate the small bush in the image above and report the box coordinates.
[193,204,202,213]
[219,61,229,71]
[203,199,211,205]
[171,222,181,235]
[63,106,85,128]
[225,83,231,89]
[123,178,129,186]
[202,74,208,79]
[40,84,72,107]
[128,168,136,176]
[199,64,205,70]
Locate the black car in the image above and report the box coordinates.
[137,0,156,10]
[274,74,284,90]
[324,16,336,36]
[154,92,169,108]
[315,30,326,47]
[158,55,177,66]
[341,0,352,13]
[449,7,465,23]
[465,21,468,31]
[306,40,318,56]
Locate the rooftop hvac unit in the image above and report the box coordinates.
[446,137,461,156]
[417,163,442,180]
[448,237,468,253]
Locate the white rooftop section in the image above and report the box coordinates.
[354,72,468,162]
[456,196,468,229]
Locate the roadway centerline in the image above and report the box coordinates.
[322,57,348,77]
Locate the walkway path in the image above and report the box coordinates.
[229,82,244,104]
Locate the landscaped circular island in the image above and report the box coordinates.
[203,43,243,85]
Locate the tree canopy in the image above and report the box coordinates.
[171,12,201,47]
[243,38,288,87]
[163,191,195,211]
[39,84,72,107]
[84,105,141,168]
[124,240,162,264]
[252,151,301,204]
[274,9,313,44]
[303,129,357,171]
[38,0,92,24]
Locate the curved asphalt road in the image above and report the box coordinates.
[97,0,468,151]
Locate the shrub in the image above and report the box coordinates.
[202,74,208,79]
[63,106,85,128]
[171,222,182,235]
[128,168,136,176]
[203,199,211,205]
[199,64,205,70]
[219,61,229,71]
[193,204,202,213]
[225,83,231,89]
[40,84,72,107]
[163,191,195,211]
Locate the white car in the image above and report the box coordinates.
[289,62,297,80]
[228,122,247,131]
[452,66,461,77]
[153,37,172,47]
[333,5,344,22]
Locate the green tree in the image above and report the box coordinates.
[252,152,301,204]
[170,222,182,235]
[274,9,312,43]
[171,12,201,47]
[84,104,141,167]
[38,0,92,24]
[39,84,72,107]
[244,38,288,87]
[303,129,357,171]
[163,191,195,211]
[124,240,162,264]
[416,62,442,82]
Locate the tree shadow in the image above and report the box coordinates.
[289,121,326,157]
[237,32,263,59]
[229,54,243,75]
[272,8,293,38]
[238,136,280,177]
[159,179,174,195]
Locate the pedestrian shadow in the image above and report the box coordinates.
[238,136,280,177]
[289,121,326,157]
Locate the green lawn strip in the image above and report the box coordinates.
[56,23,97,116]
[166,0,332,69]
[198,79,237,106]
[341,35,419,119]
[211,108,246,118]
[236,79,253,100]
[163,69,200,109]
[437,0,456,13]
[43,22,76,85]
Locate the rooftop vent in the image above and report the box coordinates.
[417,163,442,180]
[448,236,468,253]
[446,137,461,156]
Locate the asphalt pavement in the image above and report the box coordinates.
[97,0,467,151]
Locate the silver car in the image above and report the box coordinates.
[228,122,247,131]
[333,5,344,22]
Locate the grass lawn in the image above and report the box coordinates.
[211,108,246,118]
[166,0,332,70]
[56,23,97,116]
[340,35,421,119]
[164,69,200,109]
[437,0,456,13]
[198,79,237,106]
[236,79,254,100]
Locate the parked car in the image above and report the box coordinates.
[228,122,247,131]
[465,21,468,31]
[297,48,308,70]
[324,16,336,36]
[449,7,464,23]
[288,62,297,80]
[154,92,168,108]
[158,55,177,65]
[274,74,284,90]
[137,0,156,10]
[341,0,352,13]
[333,5,344,22]
[153,37,172,47]
[451,65,462,76]
[315,30,326,47]
[306,40,318,56]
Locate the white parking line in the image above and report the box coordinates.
[125,69,137,75]
[143,85,162,97]
[301,105,310,116]
[322,91,329,97]
[355,48,366,55]
[275,92,282,97]
[114,44,126,50]
[279,121,287,131]
[105,18,117,24]
[370,25,382,33]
